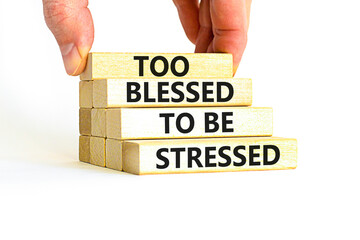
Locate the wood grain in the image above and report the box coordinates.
[79,136,91,163]
[106,107,273,140]
[106,139,122,171]
[122,137,297,175]
[80,53,233,80]
[93,78,252,108]
[90,137,106,167]
[79,108,91,136]
[79,81,93,108]
[91,109,106,137]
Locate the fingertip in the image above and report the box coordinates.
[233,64,239,76]
[213,31,247,75]
[68,56,87,76]
[61,44,89,76]
[232,52,242,75]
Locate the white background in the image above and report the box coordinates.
[1,0,359,239]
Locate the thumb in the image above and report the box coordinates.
[43,0,94,76]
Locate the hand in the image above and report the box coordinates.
[43,0,251,76]
[43,0,94,76]
[174,0,252,73]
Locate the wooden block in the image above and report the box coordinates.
[106,107,272,140]
[93,78,252,108]
[90,137,106,167]
[91,109,106,137]
[106,139,122,171]
[79,136,90,163]
[122,137,297,175]
[80,53,233,80]
[79,108,91,136]
[79,81,93,108]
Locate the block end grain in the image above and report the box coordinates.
[123,142,140,175]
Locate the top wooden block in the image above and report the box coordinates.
[80,53,233,80]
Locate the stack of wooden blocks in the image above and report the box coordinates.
[79,53,297,175]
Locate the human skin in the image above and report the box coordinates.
[42,0,251,76]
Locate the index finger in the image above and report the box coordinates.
[173,0,200,44]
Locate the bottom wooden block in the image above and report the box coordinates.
[79,136,297,175]
[122,137,297,175]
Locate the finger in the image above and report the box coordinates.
[207,39,214,53]
[173,0,200,44]
[195,0,213,53]
[210,0,251,73]
[43,0,94,76]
